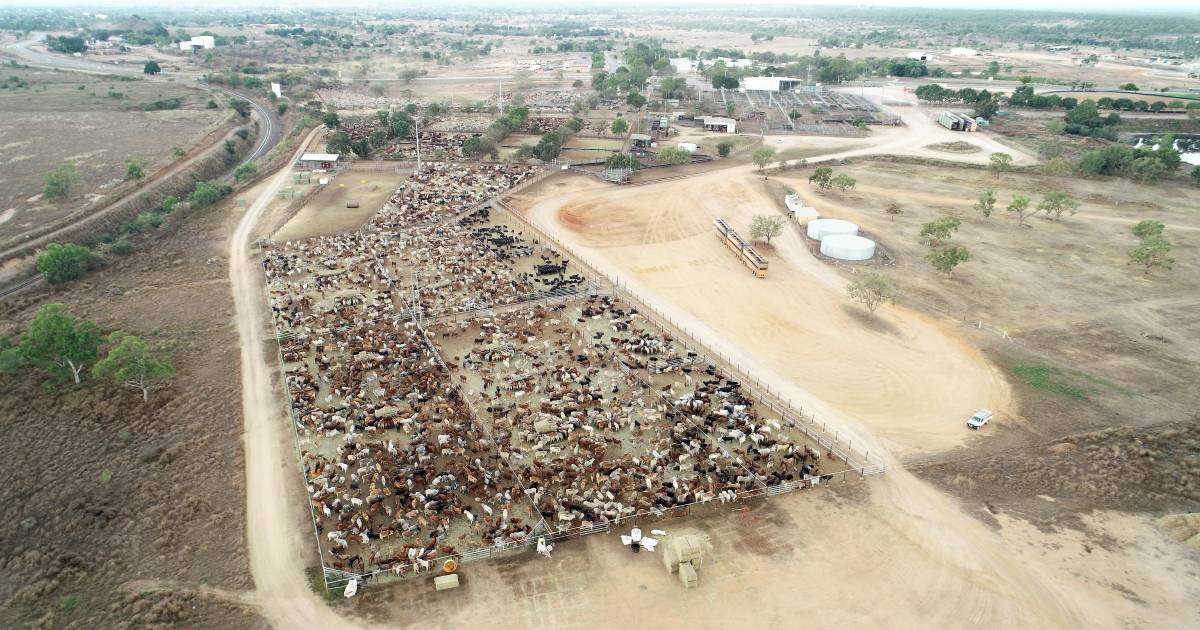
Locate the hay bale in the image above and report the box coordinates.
[434,574,460,591]
[678,561,698,589]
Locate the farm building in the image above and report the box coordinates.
[937,111,978,132]
[670,58,696,73]
[696,116,737,133]
[741,76,805,92]
[298,153,340,169]
[179,35,215,52]
[630,134,654,149]
[906,51,934,61]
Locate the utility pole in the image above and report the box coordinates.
[414,116,421,172]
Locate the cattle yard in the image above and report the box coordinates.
[261,162,880,592]
[704,87,895,135]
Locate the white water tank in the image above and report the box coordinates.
[806,218,859,240]
[785,194,821,225]
[820,234,876,261]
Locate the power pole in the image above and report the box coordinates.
[414,116,421,172]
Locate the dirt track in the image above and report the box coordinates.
[229,126,375,629]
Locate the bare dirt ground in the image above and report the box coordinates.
[273,170,406,242]
[0,66,227,245]
[0,174,263,628]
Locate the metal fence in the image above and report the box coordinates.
[492,196,887,476]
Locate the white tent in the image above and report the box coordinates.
[820,234,876,261]
[806,218,858,240]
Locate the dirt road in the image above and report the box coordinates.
[228,126,372,629]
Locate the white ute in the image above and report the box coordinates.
[967,409,992,430]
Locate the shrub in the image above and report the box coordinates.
[36,243,104,284]
[110,240,135,256]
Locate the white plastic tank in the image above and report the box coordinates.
[806,218,859,240]
[820,234,876,261]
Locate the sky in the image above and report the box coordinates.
[0,0,1197,14]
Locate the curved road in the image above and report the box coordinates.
[0,37,282,297]
[5,37,280,174]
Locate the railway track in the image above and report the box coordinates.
[0,276,41,301]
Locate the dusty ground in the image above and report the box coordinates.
[273,170,407,242]
[772,159,1200,439]
[0,180,263,628]
[517,171,1007,456]
[0,66,228,245]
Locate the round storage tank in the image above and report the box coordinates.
[820,234,876,261]
[806,218,858,240]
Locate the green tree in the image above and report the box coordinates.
[1129,156,1167,184]
[36,243,104,284]
[17,303,102,385]
[809,166,833,189]
[1191,164,1200,185]
[0,335,22,374]
[716,140,734,157]
[230,99,251,117]
[610,117,629,135]
[92,332,175,401]
[831,173,856,192]
[846,272,899,315]
[161,195,180,213]
[1132,220,1165,240]
[626,92,647,108]
[143,61,161,75]
[1041,156,1072,177]
[188,181,229,207]
[1064,100,1104,128]
[235,162,258,181]
[1119,82,1138,91]
[884,202,903,220]
[1037,191,1079,221]
[124,155,146,180]
[750,214,785,244]
[919,216,961,245]
[1006,194,1036,227]
[658,146,691,165]
[322,111,340,129]
[752,147,776,174]
[326,130,353,155]
[533,131,565,161]
[975,189,997,217]
[604,153,640,171]
[43,163,80,200]
[1128,236,1173,273]
[926,245,970,276]
[988,152,1013,178]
